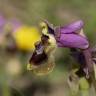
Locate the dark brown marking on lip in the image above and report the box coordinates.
[29,50,48,66]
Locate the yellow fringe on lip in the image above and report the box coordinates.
[27,62,55,76]
[27,63,37,71]
[33,61,55,76]
[27,56,55,76]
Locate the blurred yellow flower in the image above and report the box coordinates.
[13,26,41,51]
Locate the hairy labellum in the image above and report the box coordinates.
[29,50,48,66]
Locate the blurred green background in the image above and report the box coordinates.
[0,0,96,96]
